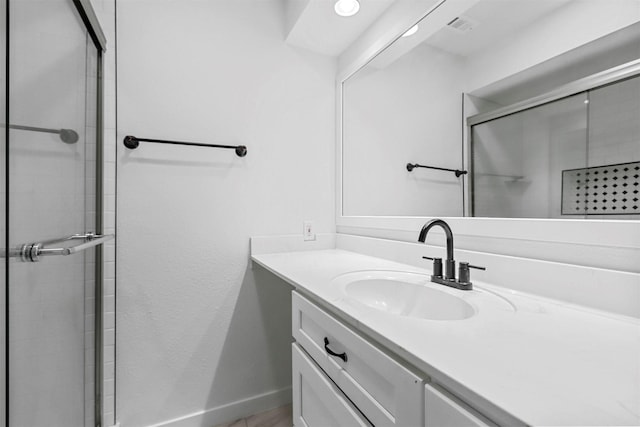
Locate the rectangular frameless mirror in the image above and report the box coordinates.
[341,0,640,220]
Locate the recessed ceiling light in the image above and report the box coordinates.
[334,0,360,17]
[402,25,419,38]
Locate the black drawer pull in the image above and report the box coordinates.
[324,337,348,362]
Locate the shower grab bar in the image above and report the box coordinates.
[2,123,79,144]
[406,163,467,177]
[123,135,248,157]
[7,232,114,262]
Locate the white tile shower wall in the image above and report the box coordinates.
[89,0,117,425]
[116,1,335,426]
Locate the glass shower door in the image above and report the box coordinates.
[471,92,590,218]
[6,0,105,425]
[470,72,640,219]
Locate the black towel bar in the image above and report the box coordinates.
[406,163,467,177]
[123,135,247,157]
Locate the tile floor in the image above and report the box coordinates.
[214,404,293,427]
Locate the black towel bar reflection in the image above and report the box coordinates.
[407,163,467,177]
[123,135,247,157]
[3,123,79,143]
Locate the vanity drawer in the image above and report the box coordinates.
[292,291,424,427]
[292,343,371,427]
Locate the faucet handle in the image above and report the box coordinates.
[422,256,443,278]
[458,262,486,285]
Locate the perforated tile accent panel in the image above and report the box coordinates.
[562,161,640,215]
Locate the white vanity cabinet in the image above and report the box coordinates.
[425,384,496,427]
[291,291,499,427]
[292,343,372,427]
[292,291,424,426]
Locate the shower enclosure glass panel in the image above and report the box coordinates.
[472,93,589,218]
[471,74,640,219]
[6,0,102,425]
[586,76,640,218]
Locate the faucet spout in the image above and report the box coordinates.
[418,219,455,280]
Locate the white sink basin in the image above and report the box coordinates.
[332,271,476,321]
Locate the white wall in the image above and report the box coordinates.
[116,1,335,426]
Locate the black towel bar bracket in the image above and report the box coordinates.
[123,135,247,157]
[407,163,467,177]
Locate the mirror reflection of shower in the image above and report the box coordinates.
[340,0,640,219]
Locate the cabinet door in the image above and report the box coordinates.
[425,384,496,427]
[292,343,371,427]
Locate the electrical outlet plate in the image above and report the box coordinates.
[303,221,316,241]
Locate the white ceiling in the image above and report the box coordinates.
[283,0,576,58]
[424,0,574,57]
[363,0,576,70]
[284,0,398,56]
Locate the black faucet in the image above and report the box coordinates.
[418,219,485,291]
[418,219,456,280]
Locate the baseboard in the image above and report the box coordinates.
[148,387,292,427]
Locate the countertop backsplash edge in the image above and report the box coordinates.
[250,233,639,319]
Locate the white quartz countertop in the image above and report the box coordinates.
[252,249,640,426]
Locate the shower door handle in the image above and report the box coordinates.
[8,232,115,262]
